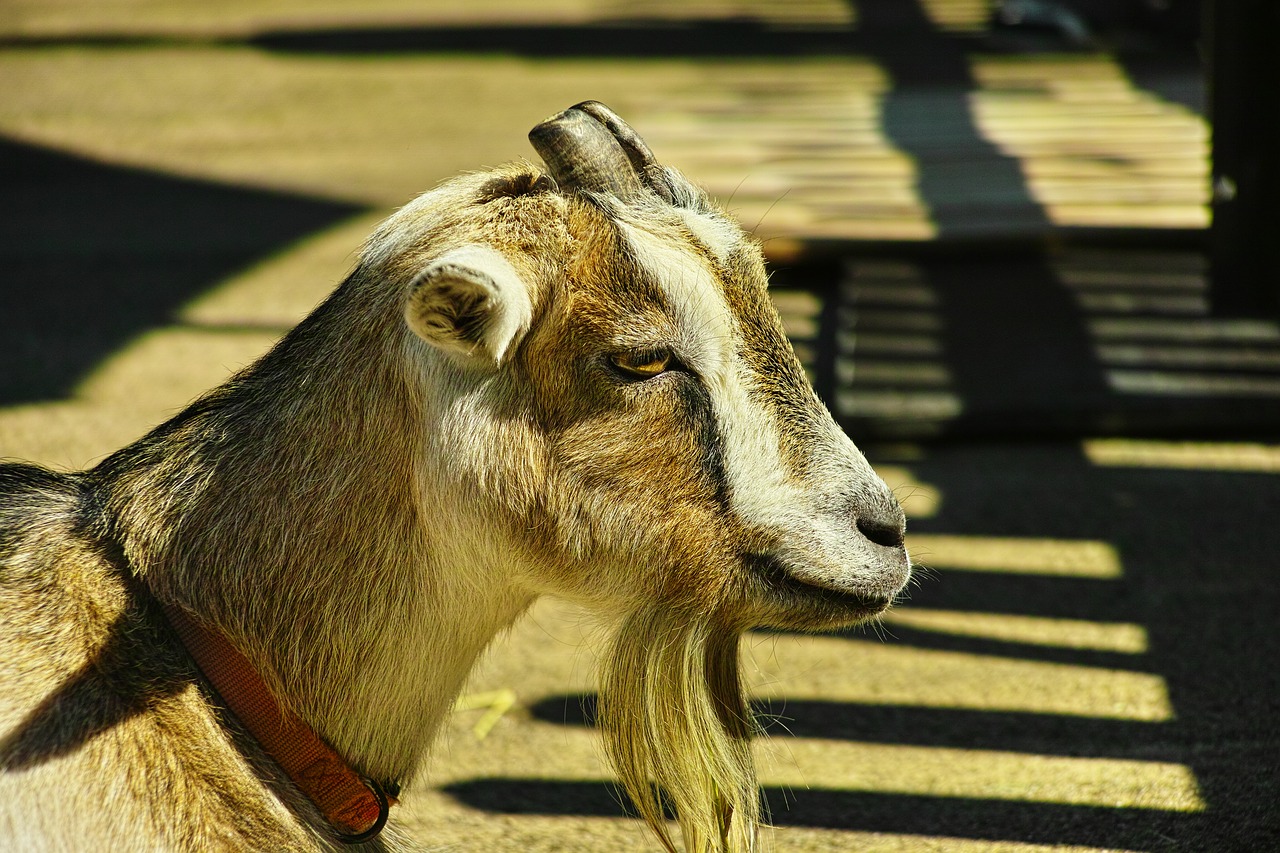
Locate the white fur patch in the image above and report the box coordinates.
[361,185,454,270]
[360,171,497,270]
[677,208,741,264]
[618,221,804,532]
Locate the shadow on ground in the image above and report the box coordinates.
[0,136,362,406]
[446,777,1210,849]
[484,442,1280,849]
[767,249,1280,440]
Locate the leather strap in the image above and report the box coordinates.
[160,601,395,843]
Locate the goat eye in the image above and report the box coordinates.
[608,350,672,379]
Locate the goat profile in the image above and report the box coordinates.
[0,102,910,851]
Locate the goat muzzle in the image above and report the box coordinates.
[529,101,671,202]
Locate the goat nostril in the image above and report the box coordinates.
[856,517,905,549]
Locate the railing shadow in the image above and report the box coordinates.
[455,442,1280,849]
[771,248,1280,440]
[528,693,1177,761]
[443,778,1207,848]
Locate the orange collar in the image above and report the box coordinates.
[160,601,398,844]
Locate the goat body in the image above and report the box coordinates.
[0,105,909,851]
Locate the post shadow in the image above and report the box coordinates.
[924,256,1116,435]
[1206,0,1280,316]
[851,0,1052,240]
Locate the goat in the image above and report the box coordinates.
[0,102,910,851]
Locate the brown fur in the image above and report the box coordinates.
[1,157,908,851]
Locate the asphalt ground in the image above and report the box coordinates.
[2,2,1276,850]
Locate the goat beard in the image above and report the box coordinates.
[599,607,760,853]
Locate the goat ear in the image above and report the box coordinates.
[404,245,533,366]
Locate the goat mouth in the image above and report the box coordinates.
[743,553,894,623]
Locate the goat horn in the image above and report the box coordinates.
[528,101,652,200]
[573,101,661,176]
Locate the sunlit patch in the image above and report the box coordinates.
[967,54,1209,230]
[836,390,963,424]
[905,535,1122,579]
[917,0,995,32]
[757,739,1205,812]
[849,360,952,386]
[1096,344,1280,372]
[1107,370,1280,397]
[883,608,1148,654]
[614,0,856,26]
[746,635,1174,721]
[768,831,1148,853]
[870,464,941,519]
[633,60,937,243]
[1089,316,1280,343]
[1084,438,1280,473]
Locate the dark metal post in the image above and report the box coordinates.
[1208,0,1280,315]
